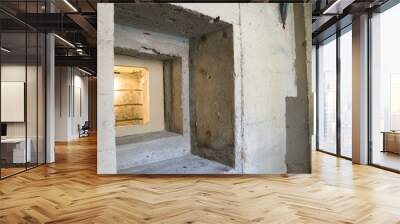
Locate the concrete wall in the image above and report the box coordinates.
[97,3,117,174]
[189,27,235,167]
[112,25,191,170]
[176,3,311,173]
[115,55,165,137]
[285,4,312,173]
[97,3,311,174]
[163,59,183,134]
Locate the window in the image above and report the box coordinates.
[370,3,400,171]
[317,36,337,154]
[340,28,352,158]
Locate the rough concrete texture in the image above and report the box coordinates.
[189,27,235,167]
[113,24,191,170]
[97,3,311,174]
[177,3,311,173]
[163,59,183,134]
[116,131,189,170]
[240,4,295,173]
[97,3,117,174]
[114,3,231,38]
[285,4,312,173]
[119,154,232,174]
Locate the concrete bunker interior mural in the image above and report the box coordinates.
[97,3,312,174]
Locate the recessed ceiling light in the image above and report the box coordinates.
[322,0,354,15]
[78,67,93,76]
[54,34,75,48]
[63,0,78,12]
[1,47,11,53]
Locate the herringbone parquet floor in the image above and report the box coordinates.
[1,135,400,224]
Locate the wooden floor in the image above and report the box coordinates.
[1,136,400,223]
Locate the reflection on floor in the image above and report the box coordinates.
[0,167,25,178]
[373,150,400,171]
[0,162,43,178]
[119,154,232,174]
[341,148,352,158]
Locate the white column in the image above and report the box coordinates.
[46,32,55,163]
[97,3,117,174]
[352,14,369,164]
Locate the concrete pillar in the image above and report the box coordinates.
[352,14,369,164]
[97,3,117,174]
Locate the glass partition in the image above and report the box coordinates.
[0,1,46,179]
[317,36,337,154]
[1,31,28,177]
[370,3,400,171]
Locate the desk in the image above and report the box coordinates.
[1,138,31,163]
[382,131,400,154]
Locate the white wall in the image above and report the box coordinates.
[55,67,89,141]
[1,64,35,138]
[1,63,46,164]
[71,73,89,138]
[114,54,165,137]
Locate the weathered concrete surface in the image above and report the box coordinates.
[285,4,312,173]
[176,3,244,172]
[163,59,184,134]
[97,3,117,174]
[113,24,191,169]
[116,131,189,170]
[114,54,166,137]
[178,3,311,173]
[240,4,296,173]
[189,27,235,167]
[97,3,312,174]
[114,3,231,38]
[118,154,232,174]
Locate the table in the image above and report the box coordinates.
[1,138,31,164]
[382,131,400,154]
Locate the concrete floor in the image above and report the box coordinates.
[118,154,232,174]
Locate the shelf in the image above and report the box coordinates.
[114,89,143,92]
[114,103,143,107]
[116,118,143,121]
